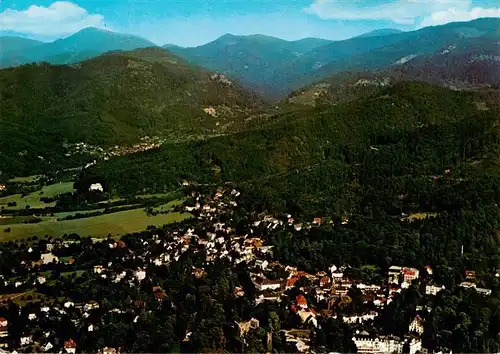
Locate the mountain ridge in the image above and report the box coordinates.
[2,18,499,99]
[166,18,500,98]
[0,27,157,68]
[355,28,404,38]
[0,47,263,177]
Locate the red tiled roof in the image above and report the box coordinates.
[117,240,126,248]
[153,286,166,300]
[64,339,77,348]
[296,271,314,279]
[402,268,417,276]
[254,277,281,286]
[286,277,299,287]
[296,295,308,305]
[465,270,476,278]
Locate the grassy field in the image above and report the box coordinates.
[7,174,43,183]
[0,215,42,225]
[153,199,183,211]
[0,182,75,210]
[53,209,106,218]
[1,207,192,241]
[137,193,177,199]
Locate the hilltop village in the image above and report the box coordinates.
[0,185,494,353]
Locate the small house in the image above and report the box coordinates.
[89,183,104,192]
[64,339,77,354]
[409,315,424,335]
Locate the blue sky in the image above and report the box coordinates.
[1,0,499,46]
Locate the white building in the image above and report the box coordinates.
[251,275,282,291]
[135,269,146,282]
[41,253,58,265]
[255,259,269,270]
[476,287,492,296]
[388,266,402,284]
[353,333,422,354]
[89,183,104,192]
[41,342,54,352]
[343,312,378,324]
[425,284,445,296]
[20,335,33,346]
[409,315,424,335]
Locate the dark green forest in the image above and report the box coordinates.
[84,82,500,211]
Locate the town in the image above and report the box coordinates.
[0,185,494,353]
[63,136,165,162]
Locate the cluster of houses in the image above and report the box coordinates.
[65,136,164,160]
[107,136,164,157]
[0,186,491,353]
[241,261,427,353]
[0,310,99,353]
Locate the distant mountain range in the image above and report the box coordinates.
[354,29,404,38]
[288,33,500,107]
[1,36,44,53]
[0,47,263,177]
[0,27,155,68]
[170,18,500,97]
[2,18,498,98]
[275,18,500,95]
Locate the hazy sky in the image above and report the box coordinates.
[1,0,499,46]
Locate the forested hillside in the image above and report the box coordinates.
[0,48,263,177]
[167,34,332,98]
[83,82,500,212]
